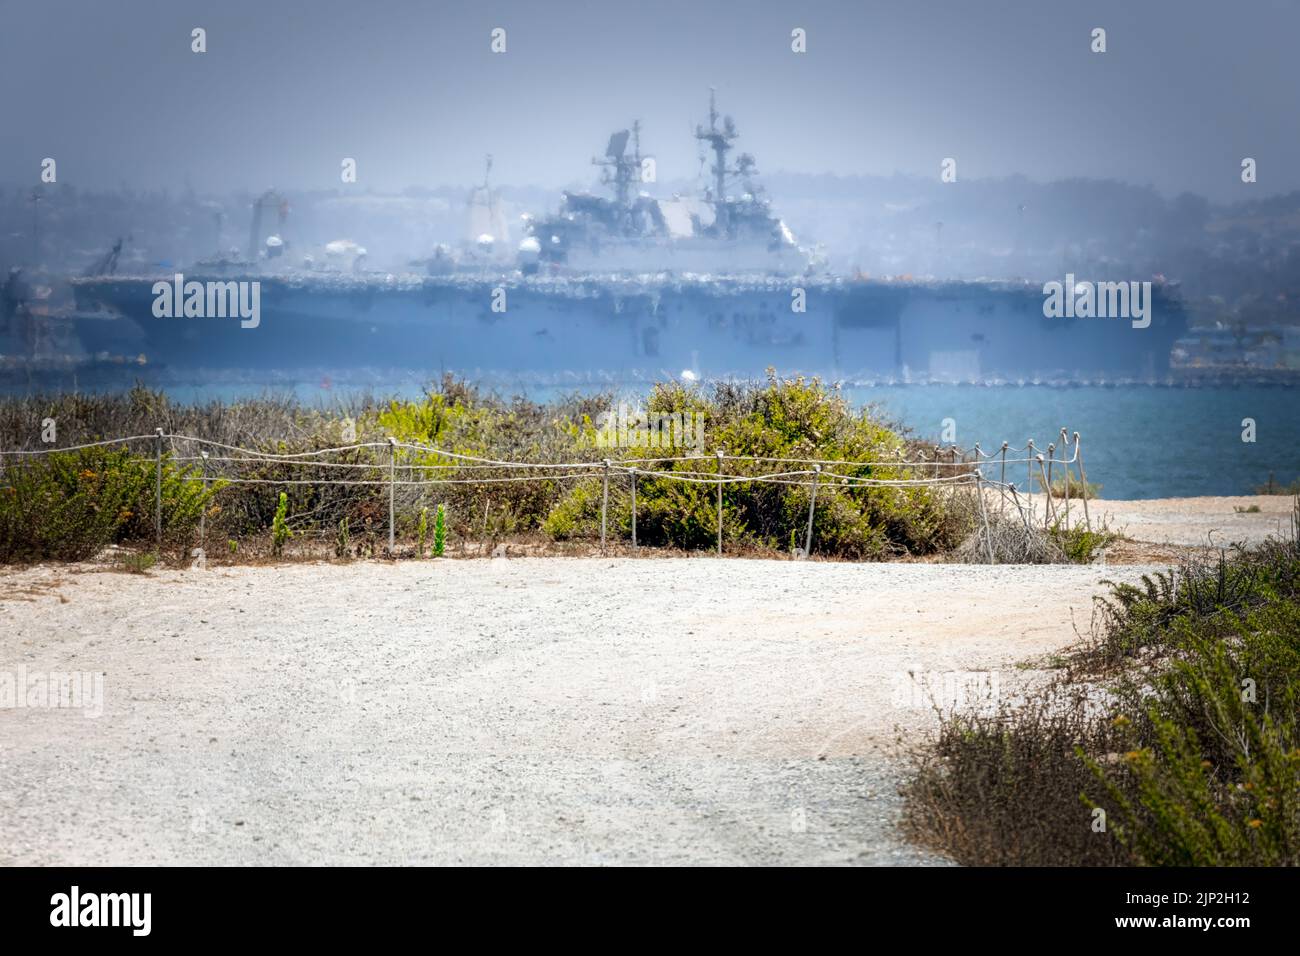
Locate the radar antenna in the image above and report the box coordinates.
[593,121,643,208]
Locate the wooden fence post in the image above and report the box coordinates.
[975,469,994,564]
[199,450,209,549]
[1026,439,1036,527]
[999,441,1008,515]
[387,437,397,553]
[154,427,164,550]
[716,448,725,555]
[629,467,637,550]
[601,458,610,552]
[1057,428,1070,532]
[1036,454,1056,526]
[803,464,821,559]
[1075,431,1092,532]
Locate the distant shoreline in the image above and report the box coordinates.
[3,366,1300,393]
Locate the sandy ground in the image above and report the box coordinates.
[0,495,1288,866]
[1095,495,1294,548]
[1,555,1157,867]
[1001,493,1294,556]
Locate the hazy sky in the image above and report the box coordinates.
[2,0,1297,200]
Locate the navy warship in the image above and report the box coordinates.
[63,94,1188,385]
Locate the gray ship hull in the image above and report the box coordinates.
[70,273,1188,384]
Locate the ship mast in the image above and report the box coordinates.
[467,154,495,216]
[695,88,739,231]
[468,154,509,244]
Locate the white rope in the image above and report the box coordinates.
[212,472,605,487]
[0,430,1081,502]
[391,440,601,470]
[3,435,157,455]
[6,431,1077,470]
[168,435,388,459]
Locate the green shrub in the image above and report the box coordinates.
[542,480,595,541]
[0,447,220,563]
[377,377,581,541]
[271,492,292,557]
[117,550,158,574]
[542,373,973,557]
[335,517,350,559]
[1089,538,1299,666]
[619,474,742,551]
[1085,601,1300,865]
[1048,521,1118,563]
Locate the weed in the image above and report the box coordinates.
[271,492,292,557]
[433,503,446,557]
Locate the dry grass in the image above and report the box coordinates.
[948,513,1068,564]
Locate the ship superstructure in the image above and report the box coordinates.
[524,92,805,276]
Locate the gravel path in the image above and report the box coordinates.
[0,558,1156,866]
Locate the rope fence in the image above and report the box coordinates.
[0,427,1095,563]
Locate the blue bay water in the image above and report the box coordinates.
[843,385,1300,500]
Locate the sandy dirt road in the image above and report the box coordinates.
[0,557,1158,866]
